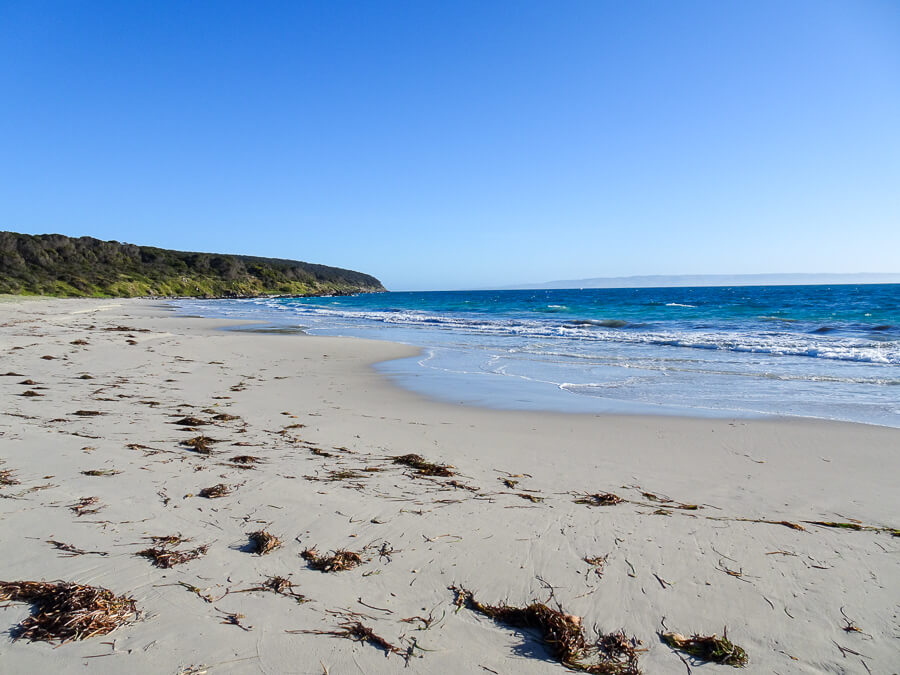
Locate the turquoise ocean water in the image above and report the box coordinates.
[177,284,900,427]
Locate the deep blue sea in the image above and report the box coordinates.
[177,284,900,427]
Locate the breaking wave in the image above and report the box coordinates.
[248,301,900,365]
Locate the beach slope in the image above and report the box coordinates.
[1,298,897,673]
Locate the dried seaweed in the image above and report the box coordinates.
[81,469,122,477]
[247,529,282,555]
[0,580,137,643]
[150,535,189,548]
[302,547,364,572]
[288,618,404,658]
[377,541,398,562]
[392,453,455,477]
[70,496,103,516]
[838,607,872,639]
[212,413,240,421]
[653,502,699,511]
[327,469,365,481]
[20,390,43,397]
[172,416,209,426]
[181,436,220,454]
[136,544,209,568]
[229,455,262,465]
[804,520,863,531]
[638,492,699,510]
[1,468,21,487]
[661,630,748,667]
[446,479,479,491]
[217,609,251,631]
[72,410,103,416]
[198,483,231,498]
[400,607,443,630]
[235,576,308,603]
[516,492,544,503]
[46,540,108,557]
[451,586,642,673]
[575,493,623,507]
[723,518,806,531]
[802,520,898,536]
[584,555,608,578]
[766,520,805,531]
[103,325,149,332]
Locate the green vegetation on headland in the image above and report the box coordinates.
[0,231,386,298]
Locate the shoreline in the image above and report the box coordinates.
[1,297,897,673]
[173,292,900,429]
[212,308,900,431]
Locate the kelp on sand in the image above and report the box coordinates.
[0,580,137,643]
[451,586,642,674]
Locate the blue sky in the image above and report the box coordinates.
[1,1,898,290]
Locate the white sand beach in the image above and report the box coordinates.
[1,298,898,674]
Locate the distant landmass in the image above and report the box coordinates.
[0,231,385,298]
[503,273,900,290]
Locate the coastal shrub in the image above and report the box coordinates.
[0,230,385,297]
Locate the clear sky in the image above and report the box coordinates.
[1,1,898,290]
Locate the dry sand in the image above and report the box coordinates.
[1,297,897,674]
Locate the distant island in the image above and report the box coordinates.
[0,231,385,298]
[503,272,900,290]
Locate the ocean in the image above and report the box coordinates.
[176,284,900,428]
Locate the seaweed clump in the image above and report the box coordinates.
[247,529,282,555]
[301,547,364,572]
[451,586,642,673]
[181,435,220,454]
[70,496,103,516]
[230,454,262,465]
[392,453,455,477]
[575,493,623,507]
[1,468,21,487]
[236,576,307,603]
[146,534,189,546]
[228,454,263,469]
[136,544,209,568]
[0,580,137,643]
[198,483,232,498]
[172,416,209,427]
[661,631,748,667]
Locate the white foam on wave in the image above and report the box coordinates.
[559,377,644,391]
[263,301,900,365]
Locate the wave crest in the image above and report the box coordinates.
[256,300,900,365]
